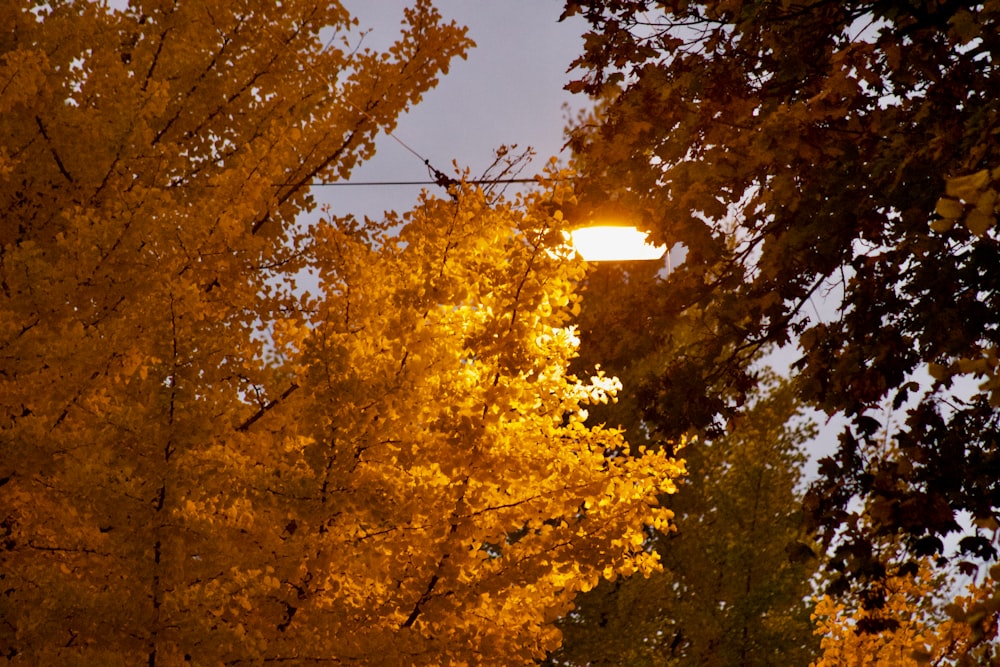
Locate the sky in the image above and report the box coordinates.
[326,1,589,220]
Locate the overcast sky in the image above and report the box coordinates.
[327,1,589,219]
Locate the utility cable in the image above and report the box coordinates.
[304,177,545,187]
[266,17,572,192]
[254,13,458,191]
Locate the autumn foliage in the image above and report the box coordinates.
[562,0,1000,598]
[0,1,684,664]
[811,561,1000,666]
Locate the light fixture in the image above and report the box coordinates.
[568,225,667,262]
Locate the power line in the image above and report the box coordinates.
[304,177,547,187]
[258,16,458,191]
[263,19,571,193]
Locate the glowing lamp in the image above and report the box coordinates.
[568,225,666,262]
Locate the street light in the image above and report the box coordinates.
[568,225,667,262]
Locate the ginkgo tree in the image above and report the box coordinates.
[0,1,684,664]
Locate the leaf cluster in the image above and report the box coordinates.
[543,242,821,664]
[561,0,1000,595]
[0,2,685,664]
[552,371,821,666]
[812,559,1000,666]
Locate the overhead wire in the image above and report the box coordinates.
[302,177,546,187]
[264,12,574,193]
[256,12,571,196]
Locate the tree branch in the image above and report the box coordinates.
[237,383,300,432]
[35,116,74,184]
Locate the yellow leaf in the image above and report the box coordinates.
[927,362,949,380]
[929,217,956,233]
[946,170,990,201]
[934,197,963,220]
[965,209,995,236]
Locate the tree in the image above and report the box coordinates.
[560,0,1000,590]
[544,260,819,666]
[811,559,1000,666]
[551,363,820,665]
[810,439,1000,665]
[0,2,684,663]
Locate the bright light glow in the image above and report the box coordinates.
[568,225,667,262]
